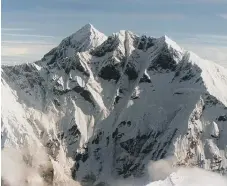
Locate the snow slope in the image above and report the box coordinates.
[1,24,227,185]
[147,167,227,186]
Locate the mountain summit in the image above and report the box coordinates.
[65,23,107,51]
[39,23,107,64]
[1,24,227,185]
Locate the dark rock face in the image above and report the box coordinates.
[180,70,196,81]
[57,132,64,140]
[112,127,124,141]
[137,35,156,51]
[75,147,89,163]
[139,73,152,83]
[125,65,138,80]
[79,89,95,106]
[90,36,119,57]
[98,64,121,81]
[58,124,82,160]
[2,64,45,99]
[53,85,95,106]
[47,55,90,77]
[53,99,61,107]
[112,126,178,178]
[92,131,104,144]
[116,157,144,178]
[217,115,227,121]
[75,62,90,77]
[171,55,203,83]
[53,87,70,96]
[119,121,132,127]
[41,47,57,62]
[68,125,81,137]
[44,34,88,64]
[148,46,179,72]
[205,94,220,106]
[114,96,121,105]
[120,133,151,157]
[146,37,156,50]
[64,55,90,77]
[47,53,58,65]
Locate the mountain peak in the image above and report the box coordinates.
[52,23,107,56]
[78,23,96,33]
[160,35,183,53]
[70,23,105,41]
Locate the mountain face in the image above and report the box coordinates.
[1,24,227,185]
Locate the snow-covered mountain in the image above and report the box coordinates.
[1,23,227,186]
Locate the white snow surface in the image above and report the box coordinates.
[1,24,227,185]
[146,167,227,186]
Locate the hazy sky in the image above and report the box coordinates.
[2,0,227,67]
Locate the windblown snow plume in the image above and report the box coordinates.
[2,147,50,186]
[1,146,81,186]
[147,157,178,181]
[146,156,227,186]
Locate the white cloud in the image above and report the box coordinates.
[165,33,227,68]
[1,41,56,65]
[177,34,227,46]
[174,0,227,3]
[219,14,227,19]
[134,13,185,20]
[2,47,29,56]
[3,9,185,20]
[2,33,55,38]
[122,0,227,4]
[181,44,227,67]
[1,28,33,31]
[2,40,56,45]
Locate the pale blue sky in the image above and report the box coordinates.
[2,0,227,67]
